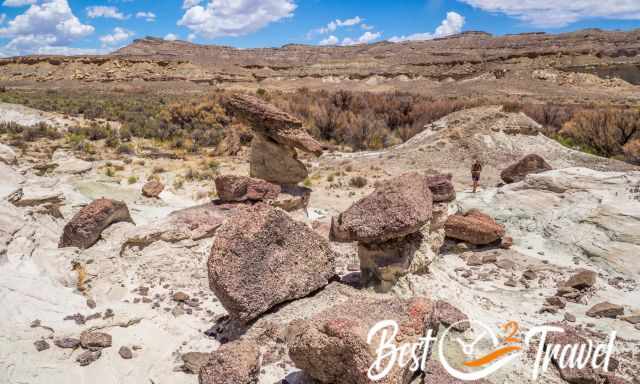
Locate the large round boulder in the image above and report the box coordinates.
[208,204,336,323]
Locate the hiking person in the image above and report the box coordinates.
[471,159,483,193]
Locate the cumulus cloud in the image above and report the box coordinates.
[389,12,464,42]
[340,31,381,46]
[319,31,381,46]
[182,0,202,10]
[136,12,156,22]
[459,0,640,27]
[164,33,178,41]
[0,14,6,25]
[2,0,37,7]
[318,35,338,46]
[178,0,296,39]
[0,0,95,56]
[86,6,128,20]
[99,27,134,46]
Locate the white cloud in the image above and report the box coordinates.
[187,33,196,41]
[86,5,128,20]
[313,16,364,35]
[99,27,134,46]
[178,0,296,39]
[2,0,37,7]
[459,0,640,27]
[164,33,178,41]
[182,0,202,10]
[318,35,338,46]
[340,31,381,46]
[389,12,464,42]
[0,14,6,25]
[135,11,156,22]
[0,0,94,56]
[361,23,374,30]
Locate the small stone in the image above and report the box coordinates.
[522,270,537,280]
[34,340,50,352]
[546,296,567,309]
[103,309,114,319]
[500,236,513,249]
[77,350,102,366]
[119,346,133,359]
[80,332,112,350]
[173,291,189,302]
[564,312,576,322]
[466,254,483,266]
[54,337,81,349]
[86,298,96,309]
[586,302,624,319]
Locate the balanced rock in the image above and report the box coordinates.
[59,198,134,249]
[250,133,309,184]
[287,296,438,384]
[445,209,505,245]
[426,173,456,202]
[501,154,552,184]
[208,204,336,323]
[331,172,433,243]
[142,180,164,198]
[224,93,322,156]
[199,339,260,384]
[214,175,280,202]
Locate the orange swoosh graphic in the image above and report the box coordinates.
[462,346,522,368]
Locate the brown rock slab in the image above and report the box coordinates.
[54,337,81,349]
[80,331,112,350]
[501,154,552,184]
[214,175,280,202]
[224,93,323,156]
[620,311,640,324]
[142,180,164,198]
[331,172,433,243]
[445,209,505,245]
[59,198,134,249]
[199,339,260,384]
[208,204,336,323]
[287,296,438,384]
[269,184,311,212]
[173,291,190,302]
[250,133,308,185]
[586,302,624,318]
[564,269,597,290]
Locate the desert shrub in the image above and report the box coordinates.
[502,102,580,134]
[560,109,640,157]
[0,121,61,141]
[127,175,138,184]
[117,143,134,155]
[349,176,368,188]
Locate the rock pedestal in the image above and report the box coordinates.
[331,172,450,291]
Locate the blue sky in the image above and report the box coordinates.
[1,0,640,56]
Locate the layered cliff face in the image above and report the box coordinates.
[1,29,639,88]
